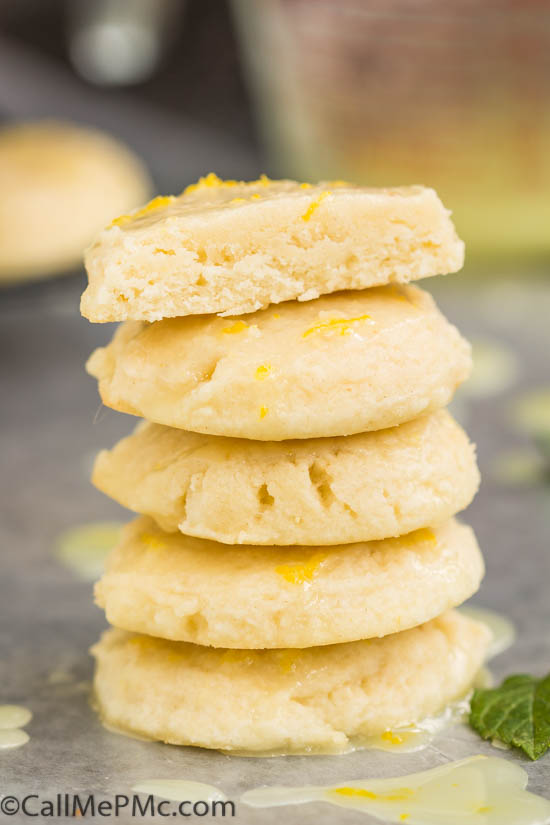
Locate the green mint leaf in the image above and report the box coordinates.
[470,673,550,760]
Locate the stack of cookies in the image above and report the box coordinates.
[82,176,490,755]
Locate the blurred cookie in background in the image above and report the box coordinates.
[0,120,151,283]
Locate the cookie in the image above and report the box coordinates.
[86,285,471,440]
[94,517,484,648]
[80,175,464,321]
[91,610,490,753]
[93,410,479,545]
[0,121,151,282]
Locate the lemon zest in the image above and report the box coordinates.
[221,320,248,334]
[183,172,272,195]
[183,173,237,194]
[303,314,372,338]
[140,532,166,550]
[276,552,328,585]
[301,190,331,221]
[381,730,404,745]
[333,787,414,803]
[408,527,437,545]
[111,195,175,227]
[333,788,377,800]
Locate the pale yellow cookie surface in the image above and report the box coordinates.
[80,175,464,321]
[91,611,490,753]
[95,517,484,648]
[0,121,151,282]
[86,285,471,439]
[93,410,479,545]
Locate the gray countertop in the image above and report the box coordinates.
[1,271,549,823]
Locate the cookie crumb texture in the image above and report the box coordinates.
[91,611,490,753]
[92,410,479,545]
[81,176,464,321]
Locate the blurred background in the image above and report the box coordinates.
[1,0,550,270]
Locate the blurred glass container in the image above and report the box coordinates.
[68,0,182,86]
[232,0,550,265]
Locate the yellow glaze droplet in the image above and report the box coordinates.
[230,197,247,205]
[459,606,516,660]
[387,284,413,303]
[259,406,269,419]
[303,314,372,338]
[300,182,312,189]
[301,190,331,221]
[141,532,166,551]
[407,527,437,545]
[111,195,176,227]
[381,730,405,745]
[490,448,546,487]
[276,552,328,585]
[127,635,160,655]
[459,337,519,400]
[255,364,271,380]
[221,320,249,334]
[0,729,29,750]
[277,650,301,674]
[513,388,550,438]
[241,756,550,825]
[55,521,124,581]
[221,649,256,666]
[333,787,414,803]
[221,689,479,758]
[334,787,377,800]
[0,705,32,730]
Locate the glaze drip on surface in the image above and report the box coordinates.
[132,780,226,804]
[224,693,474,758]
[459,605,516,659]
[0,705,32,750]
[241,756,550,824]
[55,521,124,580]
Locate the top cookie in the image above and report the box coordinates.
[80,175,464,321]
